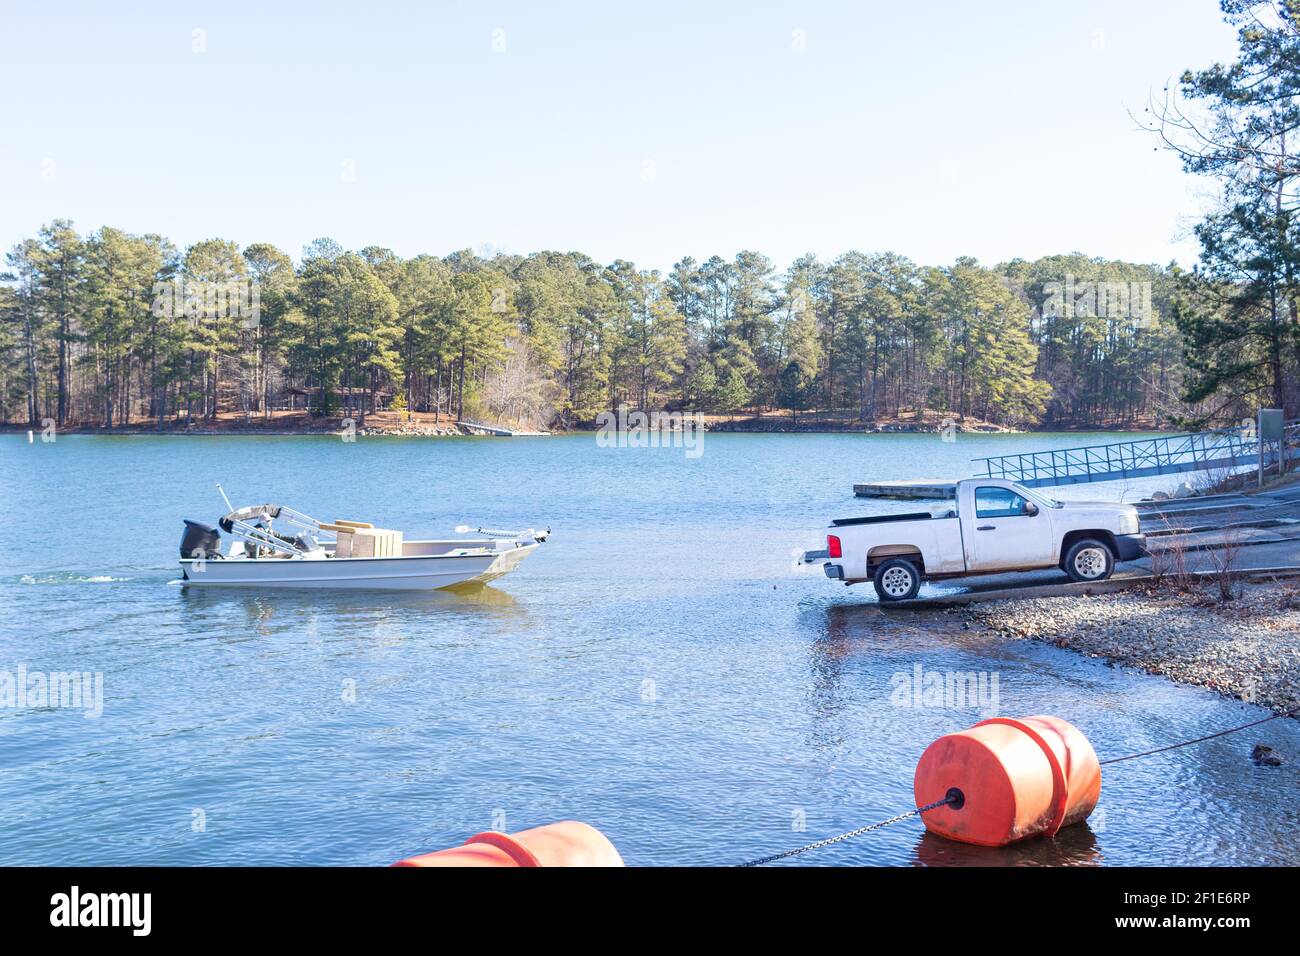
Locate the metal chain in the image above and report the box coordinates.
[1100,704,1300,765]
[737,794,956,867]
[736,704,1300,866]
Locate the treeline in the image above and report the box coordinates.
[1,221,1189,431]
[1150,0,1300,424]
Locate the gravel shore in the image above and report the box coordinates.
[963,582,1300,713]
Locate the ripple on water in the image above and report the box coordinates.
[0,432,1297,866]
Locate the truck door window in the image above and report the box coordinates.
[974,487,1031,518]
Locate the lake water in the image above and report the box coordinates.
[1,430,1297,866]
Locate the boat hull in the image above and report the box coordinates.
[179,543,538,590]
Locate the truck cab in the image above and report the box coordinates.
[805,479,1145,602]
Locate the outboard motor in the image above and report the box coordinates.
[180,519,221,559]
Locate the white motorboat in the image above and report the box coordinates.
[177,499,548,591]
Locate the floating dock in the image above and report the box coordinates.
[455,420,550,436]
[853,479,958,499]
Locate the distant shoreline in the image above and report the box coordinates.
[0,415,1171,438]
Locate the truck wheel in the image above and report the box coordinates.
[1064,539,1114,582]
[873,558,921,601]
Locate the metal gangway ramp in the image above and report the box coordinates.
[972,421,1300,488]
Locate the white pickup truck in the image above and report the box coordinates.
[804,478,1146,602]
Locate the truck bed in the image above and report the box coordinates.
[831,511,949,527]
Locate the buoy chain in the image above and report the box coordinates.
[1100,704,1300,766]
[737,793,957,867]
[736,703,1300,866]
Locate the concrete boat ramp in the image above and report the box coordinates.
[869,482,1300,608]
[847,440,1300,604]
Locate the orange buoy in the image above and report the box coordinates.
[393,821,624,867]
[913,715,1101,847]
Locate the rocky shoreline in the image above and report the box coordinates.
[5,415,1158,437]
[0,420,473,438]
[354,423,468,437]
[962,582,1300,715]
[707,417,1019,434]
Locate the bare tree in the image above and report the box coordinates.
[476,338,558,431]
[1147,517,1199,593]
[1205,524,1246,603]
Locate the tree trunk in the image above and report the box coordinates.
[457,345,466,419]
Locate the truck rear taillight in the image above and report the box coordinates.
[827,534,842,559]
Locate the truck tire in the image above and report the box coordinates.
[1063,538,1115,582]
[873,558,921,602]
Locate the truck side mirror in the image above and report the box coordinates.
[1023,501,1039,516]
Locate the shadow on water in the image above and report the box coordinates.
[799,599,978,760]
[912,823,1102,867]
[174,584,531,642]
[802,601,896,736]
[804,601,965,672]
[177,581,521,608]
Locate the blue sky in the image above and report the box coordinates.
[0,0,1241,271]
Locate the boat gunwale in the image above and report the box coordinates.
[178,543,538,566]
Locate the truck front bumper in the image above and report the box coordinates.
[1115,533,1147,562]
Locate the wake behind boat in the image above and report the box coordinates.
[177,496,548,591]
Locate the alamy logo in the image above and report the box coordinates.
[50,886,151,936]
[890,664,1000,715]
[1042,274,1152,324]
[0,665,103,718]
[595,406,704,459]
[151,279,260,328]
